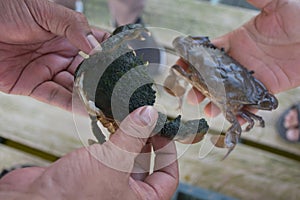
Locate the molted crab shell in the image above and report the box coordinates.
[74,24,209,144]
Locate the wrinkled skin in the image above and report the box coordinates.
[218,0,300,94]
[0,1,178,199]
[188,0,300,116]
[0,0,109,111]
[0,107,179,200]
[171,0,300,155]
[169,35,278,155]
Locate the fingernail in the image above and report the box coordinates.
[78,51,89,59]
[132,106,156,127]
[87,34,102,52]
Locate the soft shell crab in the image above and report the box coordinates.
[166,36,278,156]
[74,24,209,144]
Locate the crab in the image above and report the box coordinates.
[74,24,209,144]
[165,35,278,156]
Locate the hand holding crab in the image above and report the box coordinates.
[0,2,178,199]
[0,106,179,200]
[214,0,300,95]
[0,0,109,111]
[180,0,300,116]
[168,0,300,156]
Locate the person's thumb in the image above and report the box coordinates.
[109,106,158,153]
[87,106,158,172]
[26,0,102,53]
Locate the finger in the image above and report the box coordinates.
[151,136,177,171]
[212,34,231,52]
[26,0,103,53]
[131,142,152,181]
[68,29,110,74]
[53,71,74,93]
[175,59,207,105]
[109,106,158,153]
[175,58,189,71]
[237,106,259,126]
[142,136,178,199]
[30,81,73,111]
[237,116,247,125]
[89,106,158,173]
[68,54,85,75]
[187,87,206,105]
[0,167,45,190]
[91,27,111,42]
[204,102,221,117]
[10,54,75,96]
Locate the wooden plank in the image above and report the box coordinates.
[0,144,49,173]
[0,93,93,157]
[177,142,300,200]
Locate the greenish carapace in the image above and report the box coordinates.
[75,24,209,144]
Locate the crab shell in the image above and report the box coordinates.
[170,35,278,156]
[74,24,209,144]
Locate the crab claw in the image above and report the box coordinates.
[210,135,226,148]
[210,131,240,160]
[210,135,233,160]
[223,131,240,159]
[222,146,235,160]
[225,132,239,148]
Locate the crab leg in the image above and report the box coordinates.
[163,65,190,110]
[222,111,242,158]
[242,109,265,129]
[239,111,255,132]
[75,72,107,144]
[75,72,101,116]
[90,116,106,144]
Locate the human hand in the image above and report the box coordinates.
[0,106,179,200]
[215,0,300,93]
[0,0,109,111]
[181,0,300,117]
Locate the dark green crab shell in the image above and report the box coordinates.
[75,24,209,142]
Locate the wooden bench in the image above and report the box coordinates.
[1,0,299,199]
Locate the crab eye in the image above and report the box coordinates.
[259,99,271,108]
[259,94,278,110]
[268,94,278,109]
